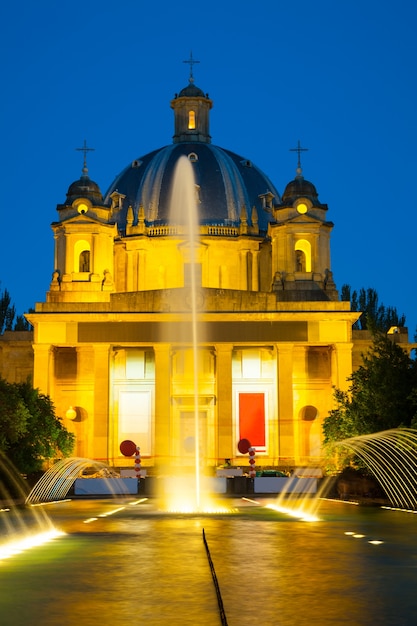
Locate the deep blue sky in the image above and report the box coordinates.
[1,1,416,335]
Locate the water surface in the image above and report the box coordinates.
[1,498,416,625]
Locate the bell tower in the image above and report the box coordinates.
[48,144,117,303]
[268,143,338,301]
[171,53,212,144]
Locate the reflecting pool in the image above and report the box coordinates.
[1,497,417,625]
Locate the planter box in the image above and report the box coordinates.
[254,477,317,494]
[216,468,243,477]
[160,476,227,495]
[74,477,138,496]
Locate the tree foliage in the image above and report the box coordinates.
[341,285,406,332]
[0,287,32,332]
[323,333,417,445]
[0,379,75,474]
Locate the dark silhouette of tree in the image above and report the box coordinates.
[0,288,16,334]
[341,285,406,332]
[0,286,33,332]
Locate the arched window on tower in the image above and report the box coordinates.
[294,239,311,272]
[79,250,90,272]
[188,110,196,129]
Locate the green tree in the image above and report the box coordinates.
[0,378,30,450]
[0,379,75,474]
[323,333,417,444]
[341,285,406,332]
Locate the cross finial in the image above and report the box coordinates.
[183,51,200,84]
[290,140,308,176]
[76,139,95,176]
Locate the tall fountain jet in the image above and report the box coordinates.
[168,155,203,510]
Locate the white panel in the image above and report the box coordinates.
[119,390,151,455]
[126,350,145,379]
[242,350,261,378]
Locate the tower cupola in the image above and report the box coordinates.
[170,53,212,143]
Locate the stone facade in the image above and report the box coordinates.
[3,77,395,471]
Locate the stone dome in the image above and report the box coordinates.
[281,172,326,208]
[66,173,104,205]
[104,80,281,235]
[105,143,281,235]
[178,82,206,98]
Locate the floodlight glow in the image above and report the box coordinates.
[265,503,319,522]
[0,529,65,561]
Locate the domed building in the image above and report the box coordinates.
[23,74,360,472]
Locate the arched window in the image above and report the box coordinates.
[74,240,91,273]
[79,250,90,272]
[188,110,196,129]
[295,239,311,272]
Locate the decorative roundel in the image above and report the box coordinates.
[296,201,308,214]
[120,439,137,456]
[77,202,89,214]
[238,438,251,454]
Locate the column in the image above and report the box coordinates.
[276,343,295,461]
[251,250,259,291]
[32,344,53,395]
[92,344,111,462]
[332,343,354,391]
[216,344,234,462]
[239,250,248,290]
[153,343,171,468]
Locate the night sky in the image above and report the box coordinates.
[1,0,416,335]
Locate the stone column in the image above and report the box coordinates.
[153,343,172,469]
[138,250,146,290]
[216,344,234,462]
[251,250,259,291]
[276,343,295,461]
[126,250,134,292]
[32,344,53,395]
[91,344,111,462]
[331,343,354,392]
[239,250,248,290]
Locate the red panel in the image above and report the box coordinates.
[239,393,265,448]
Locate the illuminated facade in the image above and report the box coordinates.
[20,76,362,470]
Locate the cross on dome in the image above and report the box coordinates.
[290,140,308,177]
[76,139,95,176]
[183,51,200,84]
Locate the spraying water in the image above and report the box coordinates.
[169,155,202,509]
[330,428,417,510]
[26,458,110,504]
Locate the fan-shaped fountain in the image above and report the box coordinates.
[267,428,417,521]
[25,457,136,504]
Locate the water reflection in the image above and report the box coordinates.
[1,499,417,625]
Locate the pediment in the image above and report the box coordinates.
[286,213,325,225]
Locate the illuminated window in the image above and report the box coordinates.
[79,250,90,272]
[295,239,311,272]
[188,110,196,129]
